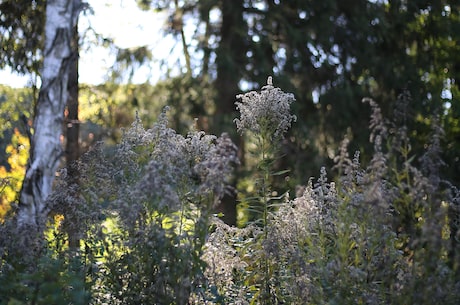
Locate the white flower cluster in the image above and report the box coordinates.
[234,76,296,140]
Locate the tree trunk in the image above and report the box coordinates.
[18,0,82,229]
[64,21,81,250]
[213,0,247,226]
[173,0,192,76]
[66,24,80,168]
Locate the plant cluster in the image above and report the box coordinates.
[1,78,459,304]
[1,106,239,304]
[203,82,460,304]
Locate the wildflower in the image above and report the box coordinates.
[234,76,296,140]
[193,132,240,203]
[114,109,238,214]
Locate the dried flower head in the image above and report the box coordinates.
[113,108,239,217]
[234,76,296,140]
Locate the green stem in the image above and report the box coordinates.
[261,136,268,238]
[260,134,271,303]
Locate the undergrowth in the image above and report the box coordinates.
[0,78,459,304]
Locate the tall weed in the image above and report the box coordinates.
[1,79,458,304]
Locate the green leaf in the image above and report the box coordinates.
[271,169,290,176]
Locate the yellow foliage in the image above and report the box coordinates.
[0,128,29,220]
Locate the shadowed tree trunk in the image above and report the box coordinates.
[18,0,82,230]
[63,21,81,250]
[66,23,80,168]
[213,0,247,226]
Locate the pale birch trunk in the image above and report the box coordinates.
[18,0,82,228]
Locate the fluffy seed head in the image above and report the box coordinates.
[234,76,296,140]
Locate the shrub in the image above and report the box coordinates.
[201,83,460,304]
[1,78,459,304]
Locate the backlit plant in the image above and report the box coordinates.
[1,78,458,305]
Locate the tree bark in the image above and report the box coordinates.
[18,0,82,229]
[65,23,80,168]
[63,20,81,250]
[213,0,247,226]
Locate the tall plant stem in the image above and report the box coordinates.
[261,136,268,238]
[259,133,271,303]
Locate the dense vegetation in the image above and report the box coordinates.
[1,79,459,304]
[1,0,459,304]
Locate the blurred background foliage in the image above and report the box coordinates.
[0,0,459,225]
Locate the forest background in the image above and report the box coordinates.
[1,0,458,225]
[0,0,459,303]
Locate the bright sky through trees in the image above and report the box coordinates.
[0,0,172,87]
